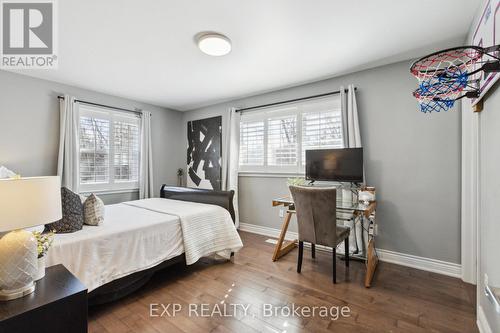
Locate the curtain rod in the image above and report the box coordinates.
[57,96,142,115]
[236,87,357,113]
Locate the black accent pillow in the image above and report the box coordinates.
[45,187,84,233]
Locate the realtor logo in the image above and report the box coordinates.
[1,0,57,68]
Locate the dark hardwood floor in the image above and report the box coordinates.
[88,231,477,333]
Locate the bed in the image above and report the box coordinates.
[45,186,242,305]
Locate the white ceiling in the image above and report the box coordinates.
[10,0,480,110]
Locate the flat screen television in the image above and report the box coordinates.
[305,148,363,183]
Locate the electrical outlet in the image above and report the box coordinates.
[485,273,489,286]
[279,209,285,218]
[374,224,378,236]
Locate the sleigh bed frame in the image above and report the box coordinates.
[87,185,235,305]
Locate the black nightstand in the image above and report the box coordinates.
[0,264,87,333]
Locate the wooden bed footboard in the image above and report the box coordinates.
[160,185,236,223]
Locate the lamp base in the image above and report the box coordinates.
[0,282,35,301]
[0,229,38,301]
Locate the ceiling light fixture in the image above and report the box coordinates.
[197,32,231,56]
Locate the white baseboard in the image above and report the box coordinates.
[240,222,298,240]
[239,222,462,279]
[477,305,493,333]
[376,248,461,278]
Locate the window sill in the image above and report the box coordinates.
[79,188,139,196]
[238,171,305,178]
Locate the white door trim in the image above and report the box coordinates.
[477,305,493,333]
[461,100,479,284]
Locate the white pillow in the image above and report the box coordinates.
[83,194,105,226]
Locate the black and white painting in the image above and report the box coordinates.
[187,116,222,190]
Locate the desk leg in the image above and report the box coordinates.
[272,212,297,261]
[364,238,378,287]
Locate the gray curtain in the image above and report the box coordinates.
[139,111,154,199]
[221,107,240,227]
[339,85,367,255]
[341,84,362,148]
[57,94,79,192]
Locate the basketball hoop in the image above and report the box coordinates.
[410,45,500,113]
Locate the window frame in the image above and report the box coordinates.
[77,103,141,193]
[238,95,344,174]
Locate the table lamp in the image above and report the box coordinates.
[0,176,62,301]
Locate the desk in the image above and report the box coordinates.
[272,196,378,287]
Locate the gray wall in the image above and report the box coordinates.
[0,70,185,204]
[183,60,461,264]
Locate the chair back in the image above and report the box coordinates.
[289,186,337,247]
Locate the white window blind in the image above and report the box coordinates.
[114,119,140,182]
[239,94,343,173]
[267,115,297,166]
[239,121,265,166]
[301,99,343,165]
[78,104,141,192]
[79,113,110,184]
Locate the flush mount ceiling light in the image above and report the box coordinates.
[197,32,231,56]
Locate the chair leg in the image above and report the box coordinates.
[345,238,349,267]
[332,247,337,284]
[297,241,303,273]
[311,243,316,259]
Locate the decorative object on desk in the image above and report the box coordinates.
[359,186,376,205]
[83,194,105,226]
[177,168,184,187]
[0,176,62,301]
[45,187,84,233]
[32,231,54,281]
[287,177,306,187]
[287,177,307,196]
[187,116,222,190]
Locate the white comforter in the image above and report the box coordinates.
[46,198,243,291]
[124,198,243,265]
[46,203,184,292]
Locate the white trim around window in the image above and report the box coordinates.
[238,94,344,174]
[77,103,141,193]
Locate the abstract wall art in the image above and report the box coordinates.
[187,116,222,190]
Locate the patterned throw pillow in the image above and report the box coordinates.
[83,194,105,226]
[45,187,84,233]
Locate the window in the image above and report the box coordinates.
[239,95,343,173]
[239,121,264,166]
[78,104,141,192]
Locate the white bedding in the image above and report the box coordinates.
[46,203,184,292]
[46,198,243,292]
[124,198,243,265]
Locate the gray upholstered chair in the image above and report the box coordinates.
[289,186,350,283]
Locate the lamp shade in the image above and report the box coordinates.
[0,176,62,232]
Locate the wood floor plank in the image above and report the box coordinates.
[88,231,477,333]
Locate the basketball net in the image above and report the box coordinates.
[410,47,482,113]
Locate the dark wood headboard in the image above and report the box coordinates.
[160,185,235,223]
